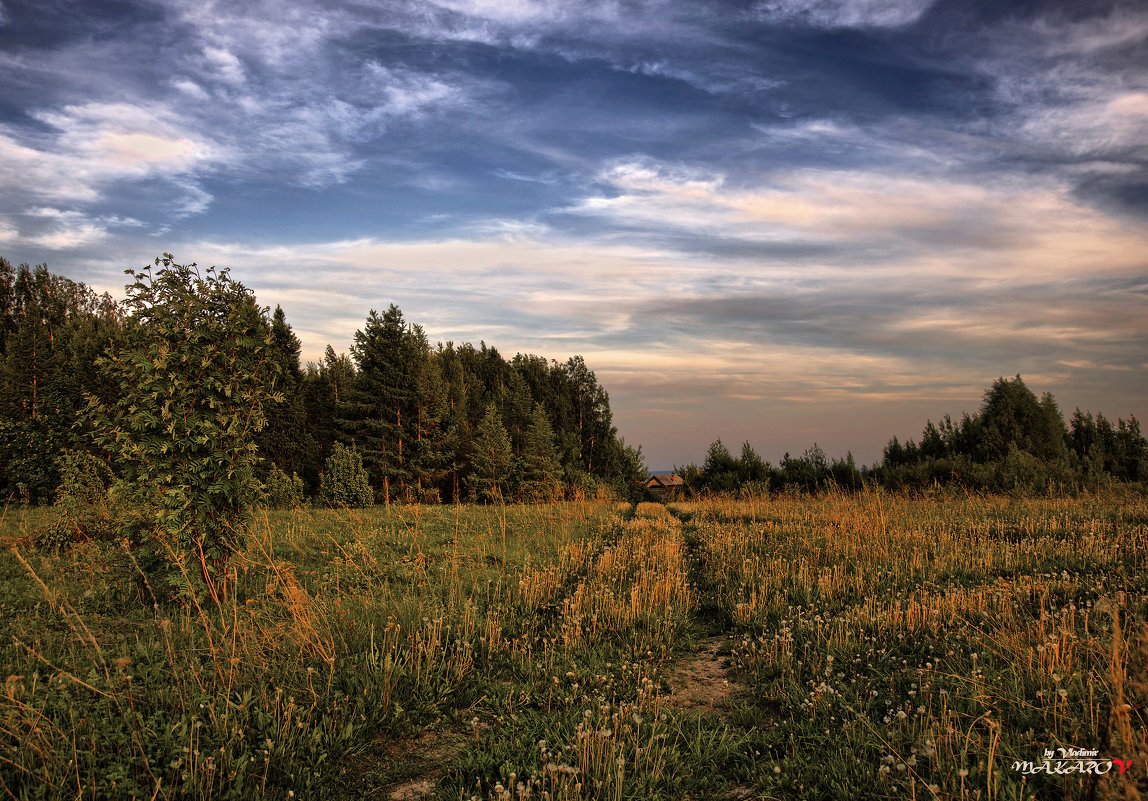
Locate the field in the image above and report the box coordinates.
[1,491,1146,800]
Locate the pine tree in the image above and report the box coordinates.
[344,306,417,502]
[258,306,314,478]
[467,405,512,503]
[521,403,561,501]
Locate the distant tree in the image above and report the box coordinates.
[829,451,862,491]
[702,438,736,484]
[919,421,946,460]
[0,261,119,503]
[502,369,535,454]
[262,464,306,509]
[1113,416,1147,482]
[0,258,15,356]
[558,355,615,476]
[737,441,771,486]
[782,443,829,492]
[433,342,473,503]
[521,403,562,501]
[408,337,453,502]
[979,375,1067,463]
[883,436,908,468]
[343,305,426,502]
[468,405,513,503]
[613,438,649,501]
[258,305,315,480]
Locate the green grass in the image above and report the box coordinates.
[1,492,1145,800]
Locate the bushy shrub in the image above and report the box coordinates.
[55,449,114,506]
[39,450,116,549]
[320,443,373,507]
[563,465,597,501]
[262,464,306,509]
[81,255,281,601]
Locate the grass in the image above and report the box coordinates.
[0,490,1145,799]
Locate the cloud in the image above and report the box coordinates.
[936,4,1148,217]
[201,45,246,85]
[0,6,490,242]
[0,102,222,214]
[753,0,936,29]
[171,78,210,100]
[1035,7,1148,56]
[568,156,1148,274]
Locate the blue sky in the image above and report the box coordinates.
[1,0,1145,468]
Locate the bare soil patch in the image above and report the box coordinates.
[340,725,472,800]
[663,635,737,713]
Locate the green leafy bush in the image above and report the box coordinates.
[261,463,306,509]
[39,449,116,549]
[81,254,280,598]
[320,442,373,507]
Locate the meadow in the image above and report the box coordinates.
[1,490,1145,800]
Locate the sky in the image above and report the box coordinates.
[0,0,1145,469]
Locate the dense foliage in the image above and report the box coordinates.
[0,256,647,510]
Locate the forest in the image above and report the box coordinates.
[681,374,1147,495]
[1,255,1144,514]
[0,256,646,510]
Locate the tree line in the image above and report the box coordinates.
[679,376,1146,496]
[0,256,646,509]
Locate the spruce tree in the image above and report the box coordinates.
[344,306,417,502]
[467,405,512,503]
[408,336,453,502]
[521,403,561,501]
[258,306,314,479]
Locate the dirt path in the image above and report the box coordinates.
[340,725,471,800]
[663,635,736,713]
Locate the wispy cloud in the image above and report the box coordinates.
[752,0,937,29]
